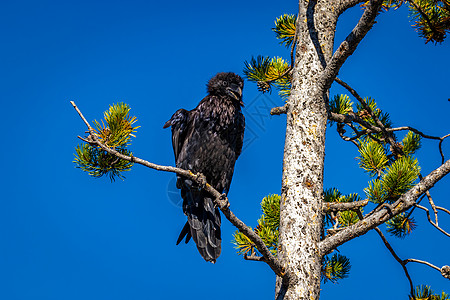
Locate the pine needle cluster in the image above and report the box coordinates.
[362,0,449,43]
[324,189,362,229]
[410,285,450,300]
[243,56,291,97]
[322,253,351,283]
[73,103,139,181]
[242,14,297,98]
[386,212,417,238]
[409,0,450,43]
[233,194,280,256]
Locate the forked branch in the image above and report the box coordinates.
[374,227,415,297]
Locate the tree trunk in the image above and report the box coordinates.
[276,1,337,299]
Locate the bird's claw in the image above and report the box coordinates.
[218,193,230,209]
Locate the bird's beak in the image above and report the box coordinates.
[226,84,243,105]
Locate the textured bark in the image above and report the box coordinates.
[275,1,338,299]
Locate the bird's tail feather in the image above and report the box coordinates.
[176,222,191,245]
[179,188,222,262]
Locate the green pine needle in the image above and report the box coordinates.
[365,179,387,204]
[261,194,281,230]
[243,56,291,96]
[386,212,417,238]
[322,253,351,284]
[232,230,255,255]
[255,217,279,255]
[382,155,420,202]
[324,188,343,203]
[356,97,392,130]
[272,14,297,48]
[402,131,422,156]
[73,103,138,181]
[410,285,450,300]
[93,102,139,148]
[408,0,450,43]
[357,138,389,177]
[73,144,134,181]
[338,211,359,227]
[330,94,354,115]
[233,194,281,256]
[243,55,272,83]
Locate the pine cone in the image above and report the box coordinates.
[257,81,271,93]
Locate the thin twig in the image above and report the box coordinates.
[403,258,442,272]
[374,227,415,298]
[415,204,450,237]
[435,205,450,216]
[70,101,286,277]
[335,77,397,147]
[439,133,450,164]
[387,126,441,140]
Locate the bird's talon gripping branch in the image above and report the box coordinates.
[218,193,230,209]
[196,172,207,188]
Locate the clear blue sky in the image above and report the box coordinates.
[0,1,449,299]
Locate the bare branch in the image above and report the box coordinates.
[271,105,288,115]
[320,0,384,92]
[329,111,383,134]
[388,127,450,163]
[436,205,450,216]
[387,126,441,140]
[70,101,285,277]
[244,253,266,262]
[403,258,442,272]
[374,227,415,297]
[440,133,450,164]
[322,199,369,213]
[403,260,450,280]
[320,158,450,255]
[337,0,368,15]
[415,204,450,237]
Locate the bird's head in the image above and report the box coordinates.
[207,72,244,106]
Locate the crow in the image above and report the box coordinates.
[163,72,245,262]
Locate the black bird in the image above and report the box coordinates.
[163,72,245,262]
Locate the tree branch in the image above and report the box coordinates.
[374,227,415,298]
[415,204,450,237]
[403,260,450,280]
[319,158,450,255]
[333,79,450,161]
[322,199,369,213]
[270,104,288,115]
[335,77,397,147]
[244,253,266,262]
[70,101,285,277]
[329,111,383,134]
[404,258,442,272]
[320,0,384,92]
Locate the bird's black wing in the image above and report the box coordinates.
[163,108,189,161]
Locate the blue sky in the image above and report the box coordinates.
[0,1,449,299]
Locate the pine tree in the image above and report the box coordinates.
[71,1,450,299]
